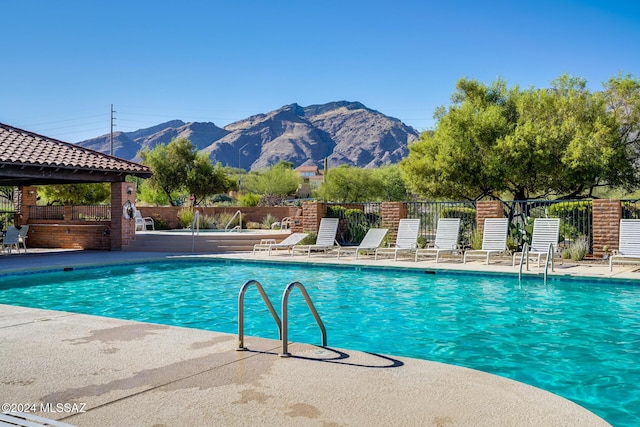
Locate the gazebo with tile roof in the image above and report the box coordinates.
[0,123,152,250]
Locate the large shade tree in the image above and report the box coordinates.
[241,161,300,197]
[139,138,234,206]
[400,74,640,201]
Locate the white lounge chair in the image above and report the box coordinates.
[610,219,640,271]
[1,227,22,254]
[414,218,461,263]
[463,218,509,264]
[374,219,421,260]
[134,210,155,231]
[17,225,29,252]
[291,217,339,257]
[252,232,308,255]
[337,228,388,259]
[512,218,560,269]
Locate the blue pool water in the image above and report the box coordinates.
[1,259,639,426]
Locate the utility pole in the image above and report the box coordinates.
[110,104,116,156]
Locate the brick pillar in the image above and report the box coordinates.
[381,202,407,244]
[111,182,137,250]
[592,199,621,258]
[476,200,504,232]
[16,186,38,226]
[302,201,327,233]
[289,206,304,233]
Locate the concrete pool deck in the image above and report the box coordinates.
[1,250,629,426]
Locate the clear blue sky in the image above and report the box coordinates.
[1,0,639,143]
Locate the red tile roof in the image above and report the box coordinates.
[0,123,151,176]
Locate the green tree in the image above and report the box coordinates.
[241,162,300,196]
[139,138,234,206]
[371,165,409,201]
[187,156,235,206]
[400,74,640,201]
[39,183,110,205]
[318,165,382,202]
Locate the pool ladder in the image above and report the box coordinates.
[237,280,327,357]
[518,243,555,285]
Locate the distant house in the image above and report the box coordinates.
[295,165,324,197]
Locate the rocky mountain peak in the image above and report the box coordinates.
[76,101,420,170]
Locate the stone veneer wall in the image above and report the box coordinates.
[592,199,622,258]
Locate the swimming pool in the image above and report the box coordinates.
[1,259,638,426]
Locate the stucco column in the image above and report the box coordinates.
[111,182,137,250]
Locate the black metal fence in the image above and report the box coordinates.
[406,201,477,247]
[505,199,592,253]
[326,199,595,253]
[622,199,640,218]
[28,206,64,220]
[0,190,15,231]
[27,205,111,221]
[71,205,111,221]
[326,203,383,244]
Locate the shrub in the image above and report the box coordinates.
[470,228,483,250]
[210,194,234,205]
[258,194,286,207]
[567,237,589,261]
[177,208,194,229]
[246,221,261,229]
[299,232,317,245]
[261,213,277,229]
[239,193,261,207]
[213,212,239,229]
[152,217,171,230]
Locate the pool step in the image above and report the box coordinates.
[124,231,291,253]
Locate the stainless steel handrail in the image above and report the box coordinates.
[543,243,554,285]
[225,210,242,232]
[237,280,282,351]
[280,281,327,357]
[518,242,529,282]
[191,210,200,252]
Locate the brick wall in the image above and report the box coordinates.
[381,202,407,244]
[26,223,111,250]
[476,200,504,232]
[592,199,622,258]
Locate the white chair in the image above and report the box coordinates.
[610,219,640,271]
[337,228,388,259]
[512,218,560,269]
[18,225,29,252]
[291,218,339,257]
[374,219,421,260]
[414,218,461,263]
[1,227,22,254]
[252,233,308,255]
[134,210,155,231]
[463,218,509,264]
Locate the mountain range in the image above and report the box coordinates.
[76,101,420,170]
